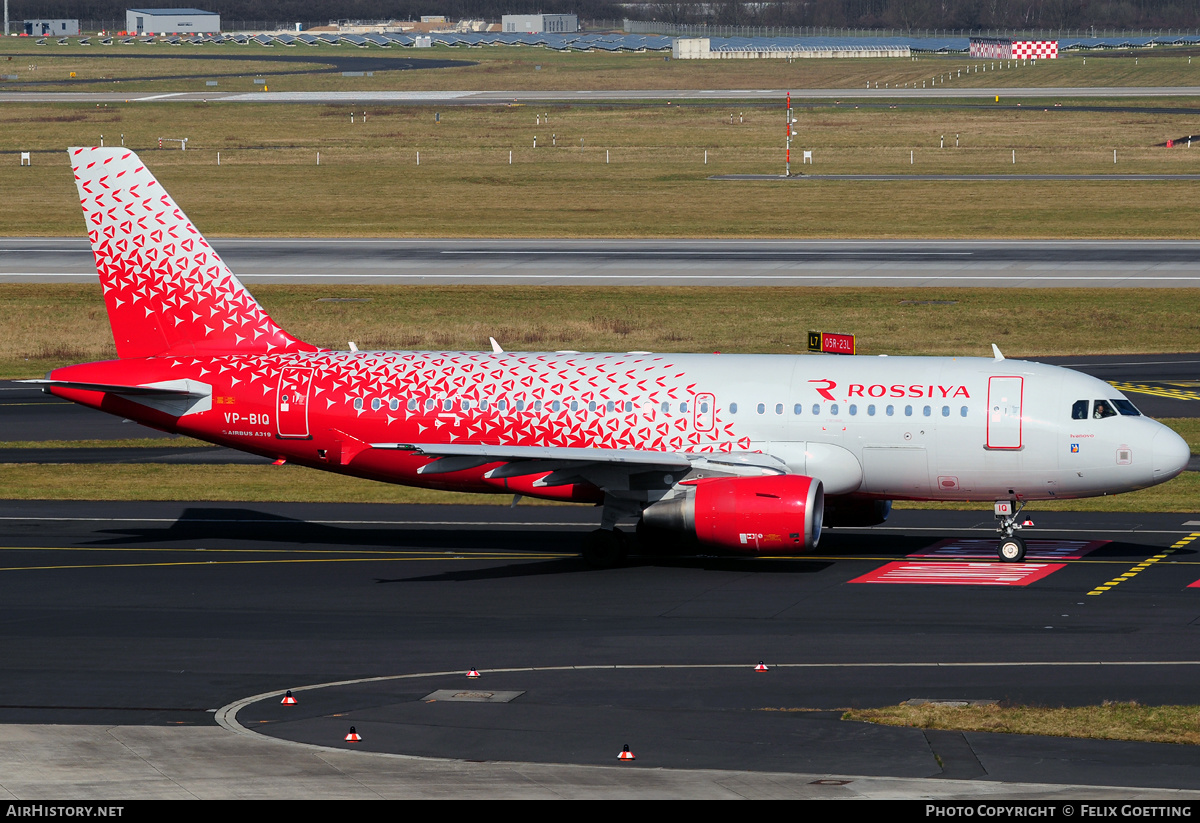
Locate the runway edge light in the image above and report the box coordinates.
[345,726,361,742]
[618,744,635,761]
[755,661,769,672]
[281,690,297,705]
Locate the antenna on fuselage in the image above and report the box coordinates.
[349,342,359,352]
[490,337,505,353]
[991,344,1005,361]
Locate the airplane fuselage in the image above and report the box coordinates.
[49,349,1187,504]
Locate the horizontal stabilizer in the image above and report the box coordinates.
[22,377,212,417]
[20,378,203,396]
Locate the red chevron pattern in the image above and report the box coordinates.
[71,147,315,359]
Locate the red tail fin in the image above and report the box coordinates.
[70,147,316,358]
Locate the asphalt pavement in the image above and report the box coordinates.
[2,501,1200,797]
[8,238,1200,287]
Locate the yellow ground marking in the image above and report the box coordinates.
[0,545,575,572]
[1108,381,1200,402]
[1086,532,1200,596]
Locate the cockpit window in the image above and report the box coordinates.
[1093,400,1118,419]
[1111,398,1142,416]
[1071,400,1088,420]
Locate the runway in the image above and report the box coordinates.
[7,238,1200,287]
[2,499,1200,797]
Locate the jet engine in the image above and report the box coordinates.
[641,474,823,553]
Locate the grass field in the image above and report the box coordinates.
[3,40,1200,93]
[2,43,1200,239]
[2,284,1199,377]
[1,98,1200,239]
[842,702,1200,746]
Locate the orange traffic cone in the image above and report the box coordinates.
[281,690,297,705]
[755,661,768,672]
[467,668,481,678]
[618,744,635,761]
[344,726,361,742]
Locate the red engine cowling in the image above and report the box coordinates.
[642,475,824,554]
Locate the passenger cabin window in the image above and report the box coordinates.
[1093,400,1118,419]
[1072,400,1089,420]
[729,403,738,414]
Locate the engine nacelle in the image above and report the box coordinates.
[642,474,824,554]
[823,498,892,528]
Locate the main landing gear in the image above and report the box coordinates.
[994,498,1031,563]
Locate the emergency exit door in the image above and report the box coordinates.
[277,367,314,438]
[986,376,1023,449]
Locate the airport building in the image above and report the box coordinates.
[501,14,578,33]
[673,37,909,59]
[23,19,80,36]
[969,36,1058,59]
[125,8,220,35]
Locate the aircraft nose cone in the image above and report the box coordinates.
[1152,427,1192,481]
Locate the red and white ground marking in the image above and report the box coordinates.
[910,538,1108,561]
[850,561,1066,586]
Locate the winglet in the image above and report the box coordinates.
[991,344,1005,361]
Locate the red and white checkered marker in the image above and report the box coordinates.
[618,744,635,761]
[755,661,768,672]
[344,726,361,742]
[467,668,480,679]
[281,690,296,705]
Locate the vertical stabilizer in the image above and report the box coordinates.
[70,147,316,358]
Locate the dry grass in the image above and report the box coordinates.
[844,702,1200,746]
[0,462,566,505]
[1,284,1198,378]
[5,40,1200,93]
[2,99,1200,238]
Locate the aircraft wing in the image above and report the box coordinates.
[371,442,787,483]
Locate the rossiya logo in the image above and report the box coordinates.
[809,379,971,401]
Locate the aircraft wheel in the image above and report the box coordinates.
[581,528,628,569]
[998,535,1026,563]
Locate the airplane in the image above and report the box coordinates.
[25,147,1192,568]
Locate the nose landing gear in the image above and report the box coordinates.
[995,498,1030,562]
